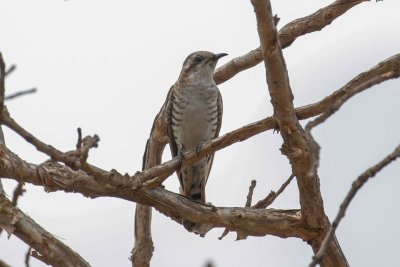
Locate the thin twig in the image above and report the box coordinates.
[245,180,257,208]
[12,182,25,206]
[5,88,37,101]
[252,174,295,209]
[76,127,83,149]
[306,72,399,132]
[0,106,102,174]
[5,65,16,77]
[70,129,99,169]
[309,144,400,267]
[219,179,257,240]
[218,227,230,240]
[219,174,293,240]
[25,247,32,267]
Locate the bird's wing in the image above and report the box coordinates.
[166,85,178,158]
[215,90,223,138]
[204,90,223,185]
[166,85,185,189]
[142,85,174,171]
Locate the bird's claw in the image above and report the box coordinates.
[195,142,205,158]
[178,148,185,161]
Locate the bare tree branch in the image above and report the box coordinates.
[245,180,257,208]
[132,204,153,267]
[0,51,398,266]
[309,144,400,267]
[219,179,257,240]
[0,53,85,267]
[4,65,16,77]
[213,0,368,84]
[306,54,400,131]
[5,88,37,101]
[25,247,31,267]
[0,145,315,240]
[252,0,324,229]
[252,174,295,209]
[76,128,83,149]
[302,54,400,267]
[0,53,398,202]
[0,106,105,177]
[251,0,348,266]
[0,1,394,266]
[1,60,37,102]
[131,101,170,267]
[304,54,400,179]
[0,193,91,267]
[297,56,400,121]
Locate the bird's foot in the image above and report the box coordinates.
[195,141,205,158]
[178,147,186,161]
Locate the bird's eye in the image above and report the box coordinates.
[194,55,203,63]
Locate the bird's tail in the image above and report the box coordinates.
[180,160,207,203]
[180,160,208,232]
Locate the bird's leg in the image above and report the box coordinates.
[195,141,206,158]
[178,145,186,161]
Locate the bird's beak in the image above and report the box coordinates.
[214,53,228,60]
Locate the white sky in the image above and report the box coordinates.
[1,0,400,266]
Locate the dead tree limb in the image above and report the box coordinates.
[0,144,315,241]
[251,0,349,265]
[131,99,169,267]
[0,53,398,202]
[213,0,368,84]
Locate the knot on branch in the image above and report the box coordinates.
[37,162,80,193]
[37,162,64,192]
[324,8,334,19]
[280,143,303,159]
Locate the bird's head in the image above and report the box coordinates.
[178,51,227,85]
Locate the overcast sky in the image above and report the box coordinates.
[1,1,400,266]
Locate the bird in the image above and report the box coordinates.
[166,51,227,231]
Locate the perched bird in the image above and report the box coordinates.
[167,51,227,231]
